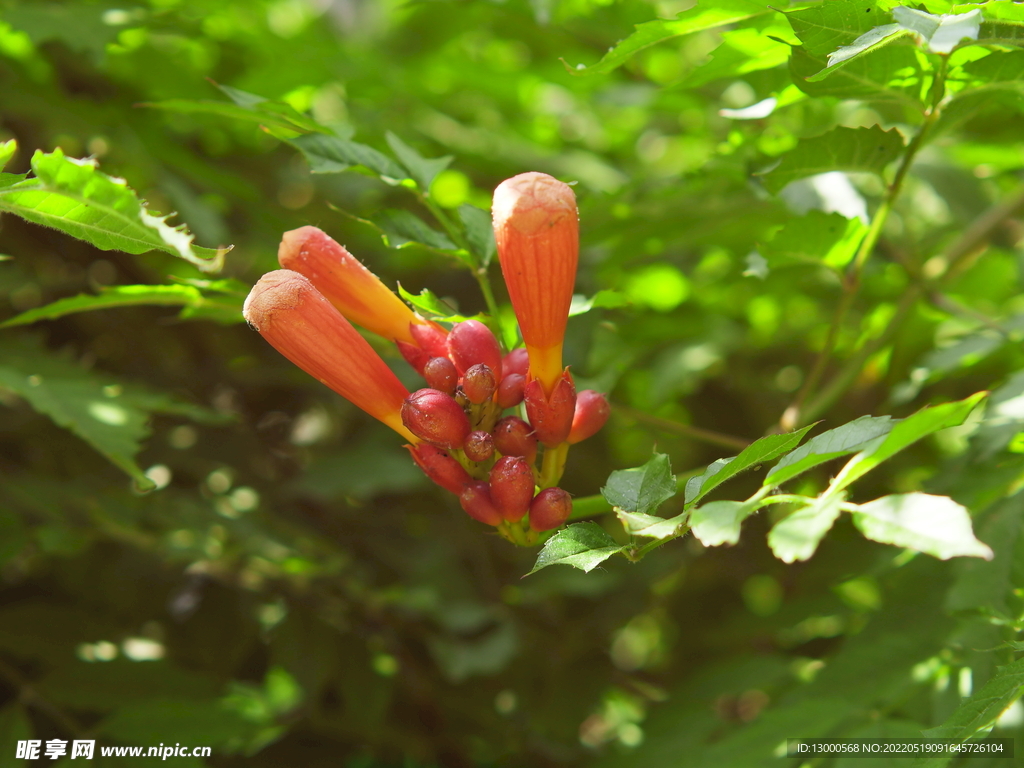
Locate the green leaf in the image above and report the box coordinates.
[213,82,329,134]
[830,393,986,492]
[0,284,205,328]
[601,453,676,515]
[569,290,629,317]
[616,509,688,539]
[385,132,452,191]
[685,424,814,506]
[892,7,981,54]
[922,657,1024,740]
[288,134,407,180]
[851,493,993,560]
[760,125,905,195]
[945,494,1024,616]
[0,337,224,489]
[766,414,894,487]
[0,149,226,273]
[458,204,496,268]
[789,39,925,102]
[396,284,472,322]
[568,0,771,76]
[822,23,906,70]
[976,18,1024,48]
[689,500,759,547]
[685,25,793,88]
[0,139,16,172]
[527,522,624,574]
[768,493,844,563]
[760,210,868,271]
[785,0,896,57]
[355,209,457,252]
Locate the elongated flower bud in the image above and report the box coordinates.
[407,443,471,495]
[278,226,423,344]
[402,388,471,449]
[497,373,525,409]
[503,348,529,377]
[398,322,451,374]
[523,370,576,447]
[567,390,610,444]
[448,320,502,379]
[423,356,458,395]
[493,416,538,464]
[529,487,573,532]
[460,481,503,526]
[490,456,535,522]
[463,364,497,405]
[493,173,578,393]
[464,430,495,463]
[243,270,415,441]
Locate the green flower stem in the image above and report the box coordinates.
[538,442,570,489]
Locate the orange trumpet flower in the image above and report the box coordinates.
[243,269,417,442]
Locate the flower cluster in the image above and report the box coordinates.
[243,172,608,545]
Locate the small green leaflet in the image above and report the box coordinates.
[922,657,1024,741]
[766,415,894,487]
[892,7,981,54]
[767,494,844,563]
[385,132,452,191]
[689,500,759,547]
[616,510,687,539]
[0,145,226,273]
[569,290,629,317]
[528,522,624,574]
[685,424,814,507]
[829,392,986,492]
[760,126,905,195]
[458,204,496,269]
[601,453,676,516]
[566,0,771,76]
[851,493,993,560]
[0,139,16,172]
[397,284,473,323]
[760,210,868,271]
[288,134,407,181]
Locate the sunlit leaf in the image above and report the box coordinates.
[892,7,981,54]
[766,415,894,487]
[768,494,844,563]
[852,493,993,560]
[568,290,629,317]
[760,210,867,271]
[922,657,1024,740]
[528,522,624,574]
[689,500,759,547]
[615,509,687,539]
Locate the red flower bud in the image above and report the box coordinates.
[277,226,423,344]
[401,389,471,449]
[243,270,415,441]
[529,487,573,532]
[423,356,458,395]
[459,481,503,526]
[462,364,497,405]
[447,320,502,379]
[567,390,610,444]
[496,373,525,409]
[493,173,578,393]
[503,348,529,377]
[464,430,495,463]
[490,456,536,522]
[398,322,451,375]
[523,370,576,447]
[493,416,538,464]
[406,443,471,495]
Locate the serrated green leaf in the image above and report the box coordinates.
[385,132,452,191]
[690,500,759,547]
[0,139,16,172]
[823,23,905,68]
[761,126,905,194]
[830,393,986,492]
[922,657,1024,740]
[213,82,329,134]
[0,149,226,273]
[760,210,868,271]
[768,493,845,563]
[685,424,814,506]
[616,509,688,539]
[569,290,629,317]
[892,7,981,53]
[601,453,676,515]
[569,0,771,76]
[976,18,1024,48]
[458,204,496,268]
[852,493,993,560]
[528,522,624,574]
[364,209,457,251]
[785,0,897,57]
[0,285,204,328]
[789,39,925,103]
[766,415,895,487]
[288,134,407,180]
[964,49,1024,82]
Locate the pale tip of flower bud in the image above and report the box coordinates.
[243,269,310,332]
[492,172,577,236]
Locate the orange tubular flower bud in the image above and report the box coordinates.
[278,225,424,344]
[523,370,577,447]
[243,270,416,441]
[493,172,578,394]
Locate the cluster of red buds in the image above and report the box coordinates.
[243,172,609,545]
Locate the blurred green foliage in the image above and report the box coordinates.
[2,0,1024,765]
